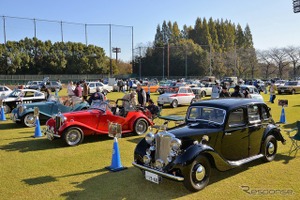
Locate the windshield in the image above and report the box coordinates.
[90,100,107,112]
[165,87,179,93]
[9,90,22,97]
[187,106,226,125]
[284,81,297,86]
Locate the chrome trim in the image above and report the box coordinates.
[132,162,184,181]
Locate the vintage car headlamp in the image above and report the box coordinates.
[170,138,182,151]
[154,159,164,169]
[143,155,151,165]
[145,132,155,144]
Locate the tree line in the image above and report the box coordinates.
[0,37,131,75]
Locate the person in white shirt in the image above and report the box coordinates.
[211,81,221,99]
[67,81,75,98]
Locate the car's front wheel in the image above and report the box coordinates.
[3,105,11,114]
[201,91,206,97]
[63,127,84,146]
[134,118,148,135]
[262,135,277,162]
[22,113,36,127]
[171,100,178,108]
[183,155,211,192]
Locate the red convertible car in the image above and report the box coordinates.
[45,99,154,146]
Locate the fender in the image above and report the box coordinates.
[21,108,52,119]
[58,120,100,135]
[170,144,234,172]
[263,124,285,144]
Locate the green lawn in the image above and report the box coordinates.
[0,90,299,200]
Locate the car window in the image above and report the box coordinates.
[187,88,192,93]
[228,108,245,127]
[248,105,260,122]
[261,105,270,120]
[24,91,35,97]
[90,83,95,87]
[179,88,186,93]
[188,106,225,124]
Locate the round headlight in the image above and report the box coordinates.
[145,132,155,144]
[155,159,164,169]
[171,138,182,151]
[143,155,151,165]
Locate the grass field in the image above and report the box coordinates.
[0,89,300,200]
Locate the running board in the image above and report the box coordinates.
[228,154,264,167]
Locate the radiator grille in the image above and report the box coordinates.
[154,132,173,165]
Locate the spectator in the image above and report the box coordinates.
[122,91,137,109]
[128,79,133,92]
[211,81,221,99]
[231,85,243,98]
[88,86,105,105]
[42,85,51,100]
[146,99,159,116]
[82,80,89,101]
[136,83,146,106]
[67,81,75,98]
[243,88,252,98]
[146,82,151,102]
[219,86,231,98]
[73,82,82,98]
[269,80,277,103]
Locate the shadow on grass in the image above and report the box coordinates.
[23,168,106,185]
[0,134,128,152]
[0,122,27,130]
[282,121,297,129]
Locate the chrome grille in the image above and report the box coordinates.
[55,116,62,130]
[154,131,173,166]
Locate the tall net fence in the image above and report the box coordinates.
[0,16,134,62]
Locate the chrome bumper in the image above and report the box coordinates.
[132,162,184,181]
[44,126,61,140]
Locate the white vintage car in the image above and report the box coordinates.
[157,86,195,108]
[1,89,46,113]
[0,85,12,98]
[87,81,113,95]
[239,85,264,101]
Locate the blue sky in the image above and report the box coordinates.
[0,0,299,61]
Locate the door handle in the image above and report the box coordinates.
[225,132,231,136]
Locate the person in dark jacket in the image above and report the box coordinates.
[136,83,146,106]
[88,87,105,105]
[219,86,231,98]
[231,85,243,98]
[73,82,82,98]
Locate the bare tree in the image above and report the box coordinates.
[269,48,290,79]
[284,46,300,80]
[256,49,277,79]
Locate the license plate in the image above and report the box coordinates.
[145,171,160,184]
[281,90,284,92]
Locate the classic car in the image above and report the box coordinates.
[201,82,216,97]
[25,81,43,90]
[45,99,154,146]
[141,82,160,93]
[1,89,46,113]
[0,85,12,98]
[157,86,195,108]
[10,96,89,127]
[132,99,285,192]
[229,85,264,101]
[191,87,206,98]
[277,81,300,95]
[87,81,113,95]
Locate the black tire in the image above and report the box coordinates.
[63,127,84,146]
[134,118,148,135]
[201,91,206,98]
[158,103,163,108]
[22,113,36,127]
[261,135,277,162]
[171,100,178,108]
[291,90,295,95]
[3,105,11,114]
[183,155,211,192]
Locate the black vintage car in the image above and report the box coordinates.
[132,99,285,192]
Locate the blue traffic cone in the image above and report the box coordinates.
[0,106,6,121]
[279,107,286,124]
[106,137,127,172]
[34,116,43,137]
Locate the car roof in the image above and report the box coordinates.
[191,98,264,111]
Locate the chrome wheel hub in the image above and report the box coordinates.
[195,164,206,181]
[267,142,274,155]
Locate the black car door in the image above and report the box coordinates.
[221,107,249,161]
[247,104,264,156]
